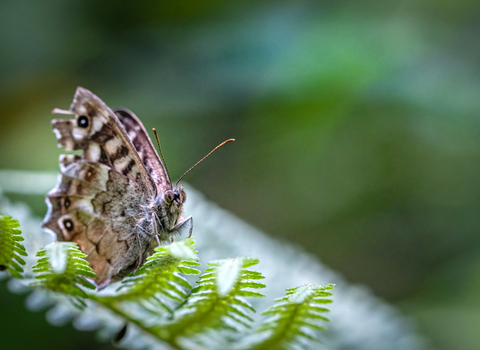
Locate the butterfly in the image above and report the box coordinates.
[42,87,233,288]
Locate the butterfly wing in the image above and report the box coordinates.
[114,108,172,195]
[43,87,158,287]
[51,87,156,197]
[43,158,148,284]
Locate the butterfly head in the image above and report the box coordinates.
[163,185,186,212]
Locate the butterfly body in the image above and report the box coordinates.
[43,87,192,288]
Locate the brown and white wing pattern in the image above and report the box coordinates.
[43,87,157,287]
[43,160,150,284]
[51,87,156,196]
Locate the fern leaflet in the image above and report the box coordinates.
[0,215,27,278]
[31,242,97,308]
[95,238,200,316]
[162,257,266,346]
[248,283,334,350]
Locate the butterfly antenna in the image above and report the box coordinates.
[152,128,171,181]
[175,138,235,186]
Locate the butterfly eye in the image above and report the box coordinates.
[63,219,74,231]
[77,115,89,128]
[64,197,71,209]
[165,190,174,204]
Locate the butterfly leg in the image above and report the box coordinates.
[134,231,143,275]
[152,213,162,245]
[171,216,193,238]
[187,216,193,238]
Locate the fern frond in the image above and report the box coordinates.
[249,283,334,350]
[96,238,200,316]
[0,215,27,278]
[162,257,266,344]
[31,242,97,308]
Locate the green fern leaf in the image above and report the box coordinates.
[31,242,97,308]
[0,215,27,278]
[249,283,334,350]
[95,238,200,316]
[162,257,266,344]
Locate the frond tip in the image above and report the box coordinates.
[250,283,334,350]
[31,242,97,308]
[0,215,27,278]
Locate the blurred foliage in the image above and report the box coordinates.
[0,178,423,350]
[2,0,480,349]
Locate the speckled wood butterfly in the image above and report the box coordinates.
[43,87,233,288]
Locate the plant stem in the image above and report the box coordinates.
[89,294,183,350]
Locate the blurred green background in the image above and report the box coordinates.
[2,0,480,349]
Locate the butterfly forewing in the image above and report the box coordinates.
[52,87,156,196]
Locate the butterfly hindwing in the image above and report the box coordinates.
[43,160,152,285]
